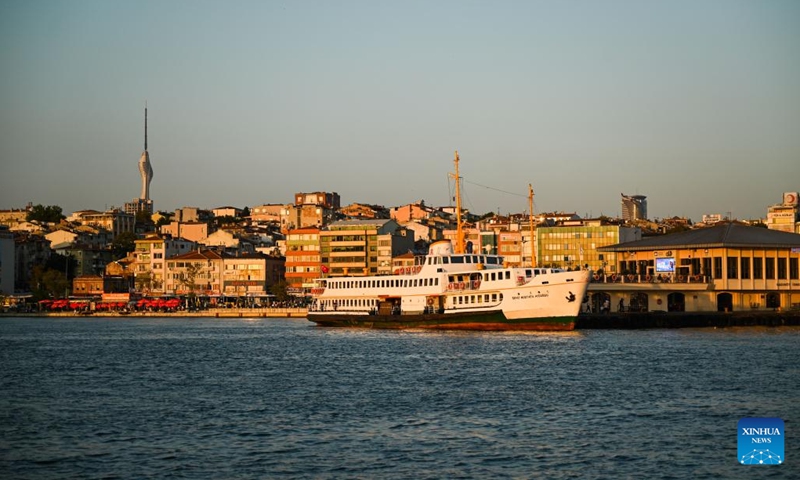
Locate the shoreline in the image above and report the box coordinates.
[3,309,800,329]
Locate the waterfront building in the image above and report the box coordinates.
[596,222,800,313]
[621,193,647,222]
[285,228,321,295]
[537,219,641,273]
[12,232,51,292]
[164,249,225,296]
[133,234,197,294]
[320,219,413,277]
[71,275,104,298]
[222,253,284,297]
[766,192,800,234]
[0,227,14,295]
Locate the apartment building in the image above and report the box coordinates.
[285,228,321,295]
[537,219,641,272]
[164,249,225,296]
[320,219,413,277]
[133,234,197,294]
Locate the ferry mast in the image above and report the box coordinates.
[451,151,465,254]
[529,183,536,267]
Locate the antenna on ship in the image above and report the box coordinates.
[450,151,464,254]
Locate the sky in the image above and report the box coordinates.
[1,0,798,222]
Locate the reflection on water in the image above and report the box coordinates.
[1,318,798,479]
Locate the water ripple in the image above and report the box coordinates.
[1,318,798,478]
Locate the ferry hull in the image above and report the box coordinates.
[307,310,576,331]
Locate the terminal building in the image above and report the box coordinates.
[594,223,800,314]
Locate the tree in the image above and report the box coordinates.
[26,204,65,223]
[30,265,71,300]
[111,232,137,259]
[135,272,152,293]
[135,210,153,227]
[270,280,289,302]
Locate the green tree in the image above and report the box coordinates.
[30,265,71,299]
[270,280,289,302]
[26,204,65,223]
[111,232,138,259]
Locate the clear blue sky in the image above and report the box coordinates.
[1,0,798,221]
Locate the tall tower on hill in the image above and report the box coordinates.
[138,106,154,201]
[125,106,155,216]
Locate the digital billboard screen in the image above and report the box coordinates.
[655,257,675,273]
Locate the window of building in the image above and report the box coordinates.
[713,257,723,279]
[703,258,712,277]
[765,258,775,279]
[790,258,798,280]
[740,258,750,280]
[777,258,787,280]
[753,257,763,279]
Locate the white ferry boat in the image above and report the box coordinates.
[307,240,591,330]
[306,151,591,331]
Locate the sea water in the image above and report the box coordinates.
[1,317,798,479]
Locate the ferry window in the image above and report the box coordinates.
[470,295,475,303]
[492,294,497,302]
[499,293,503,301]
[525,269,531,277]
[491,273,496,281]
[478,295,482,303]
[484,294,490,302]
[435,278,439,285]
[443,258,450,264]
[473,256,479,263]
[451,256,464,263]
[458,297,463,305]
[505,272,511,279]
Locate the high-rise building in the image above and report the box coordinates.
[125,107,154,216]
[766,191,799,233]
[621,193,647,222]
